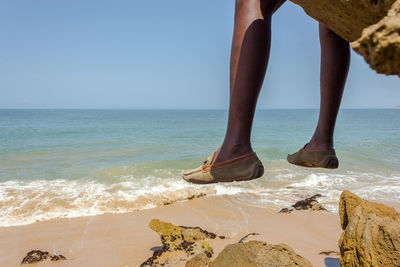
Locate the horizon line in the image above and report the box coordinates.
[0,107,399,110]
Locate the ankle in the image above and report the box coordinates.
[307,137,334,150]
[306,142,333,151]
[221,141,252,154]
[215,142,253,163]
[308,130,334,149]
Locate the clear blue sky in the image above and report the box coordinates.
[0,0,399,109]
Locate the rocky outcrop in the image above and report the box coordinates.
[352,1,400,77]
[208,241,313,267]
[290,0,396,42]
[279,194,327,213]
[144,220,313,266]
[141,219,225,266]
[339,190,400,229]
[338,191,400,267]
[21,250,66,264]
[289,0,400,77]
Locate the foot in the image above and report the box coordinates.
[182,151,264,184]
[287,143,338,169]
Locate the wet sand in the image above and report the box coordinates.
[0,195,342,267]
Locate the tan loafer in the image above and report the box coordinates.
[182,152,264,184]
[287,145,339,169]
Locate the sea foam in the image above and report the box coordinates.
[1,168,399,227]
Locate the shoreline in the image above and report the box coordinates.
[0,195,344,267]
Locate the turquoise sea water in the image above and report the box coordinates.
[0,109,399,226]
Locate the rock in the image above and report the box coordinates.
[338,191,400,267]
[209,240,313,267]
[279,194,327,213]
[21,250,49,264]
[289,0,400,76]
[140,247,168,267]
[179,225,226,240]
[185,240,213,258]
[339,206,400,267]
[141,219,224,266]
[21,250,66,264]
[339,190,400,230]
[352,1,400,77]
[290,0,396,42]
[50,254,66,261]
[185,254,211,267]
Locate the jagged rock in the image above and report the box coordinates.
[290,0,396,42]
[289,0,400,76]
[142,219,224,266]
[185,254,211,267]
[338,191,400,267]
[352,1,400,77]
[339,190,400,230]
[209,241,313,267]
[21,250,66,264]
[279,194,327,213]
[21,250,49,264]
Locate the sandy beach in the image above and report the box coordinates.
[0,195,344,267]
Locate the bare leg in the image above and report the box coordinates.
[304,24,350,151]
[215,0,285,163]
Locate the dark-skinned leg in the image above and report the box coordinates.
[215,0,285,164]
[304,24,350,151]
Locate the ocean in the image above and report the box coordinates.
[0,109,399,227]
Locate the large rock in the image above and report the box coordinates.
[289,0,400,77]
[352,1,400,76]
[148,219,225,256]
[339,190,400,230]
[338,191,400,267]
[290,0,396,42]
[209,241,313,267]
[142,219,224,266]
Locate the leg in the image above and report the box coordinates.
[287,24,349,168]
[182,0,284,183]
[305,24,350,151]
[215,0,285,163]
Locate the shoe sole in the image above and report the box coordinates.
[287,156,339,169]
